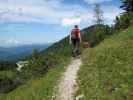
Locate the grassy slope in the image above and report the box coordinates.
[0,35,72,100]
[0,58,70,100]
[76,26,133,100]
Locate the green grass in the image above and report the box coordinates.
[76,26,133,100]
[0,58,70,100]
[0,70,16,80]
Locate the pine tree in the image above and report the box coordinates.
[93,3,104,25]
[115,16,121,30]
[120,0,133,12]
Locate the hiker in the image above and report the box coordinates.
[69,25,82,57]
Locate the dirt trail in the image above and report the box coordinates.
[56,58,81,100]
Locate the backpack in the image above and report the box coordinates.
[71,28,80,39]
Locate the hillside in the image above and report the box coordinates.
[76,26,133,100]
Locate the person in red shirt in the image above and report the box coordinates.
[70,25,82,57]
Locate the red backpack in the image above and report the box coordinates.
[71,28,80,39]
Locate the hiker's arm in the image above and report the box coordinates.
[69,32,72,44]
[79,32,82,43]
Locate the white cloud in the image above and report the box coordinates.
[0,0,122,27]
[62,18,81,26]
[7,38,20,44]
[0,0,86,25]
[0,38,21,47]
[84,0,112,4]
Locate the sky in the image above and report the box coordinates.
[0,0,122,47]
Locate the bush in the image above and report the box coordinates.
[0,71,21,93]
[115,12,133,30]
[0,61,17,71]
[82,25,112,47]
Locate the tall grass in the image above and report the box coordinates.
[76,26,133,100]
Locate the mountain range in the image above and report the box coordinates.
[0,44,51,61]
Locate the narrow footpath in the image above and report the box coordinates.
[56,58,81,100]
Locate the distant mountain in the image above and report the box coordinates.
[0,44,51,61]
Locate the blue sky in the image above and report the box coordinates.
[0,0,122,47]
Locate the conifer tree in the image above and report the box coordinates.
[120,0,133,12]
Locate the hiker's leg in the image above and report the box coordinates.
[78,39,81,55]
[75,39,78,56]
[72,39,76,57]
[76,39,80,56]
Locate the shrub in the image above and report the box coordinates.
[82,25,112,47]
[0,61,17,71]
[0,71,21,93]
[115,13,133,30]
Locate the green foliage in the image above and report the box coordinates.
[120,0,133,12]
[0,71,21,93]
[0,61,17,71]
[20,37,72,79]
[82,25,112,47]
[0,71,16,80]
[76,26,133,100]
[114,0,133,30]
[0,55,70,100]
[0,61,19,93]
[115,13,133,30]
[115,16,121,30]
